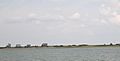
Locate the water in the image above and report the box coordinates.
[0,47,120,61]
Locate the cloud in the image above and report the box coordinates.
[70,12,81,19]
[99,0,120,25]
[2,12,66,24]
[100,19,108,24]
[110,14,120,25]
[28,13,37,17]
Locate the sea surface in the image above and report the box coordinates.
[0,47,120,61]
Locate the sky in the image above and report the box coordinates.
[0,0,120,46]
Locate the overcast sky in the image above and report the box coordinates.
[0,0,120,46]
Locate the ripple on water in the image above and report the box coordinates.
[0,47,120,61]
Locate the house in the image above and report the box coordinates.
[6,43,11,48]
[41,43,48,47]
[25,44,31,48]
[15,44,22,48]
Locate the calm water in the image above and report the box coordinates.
[0,47,120,61]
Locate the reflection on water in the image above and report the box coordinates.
[0,47,120,61]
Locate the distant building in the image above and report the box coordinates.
[32,45,39,48]
[110,43,113,46]
[41,43,48,47]
[116,44,120,46]
[6,43,11,48]
[25,44,31,48]
[15,44,22,48]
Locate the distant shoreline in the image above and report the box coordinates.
[0,45,120,49]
